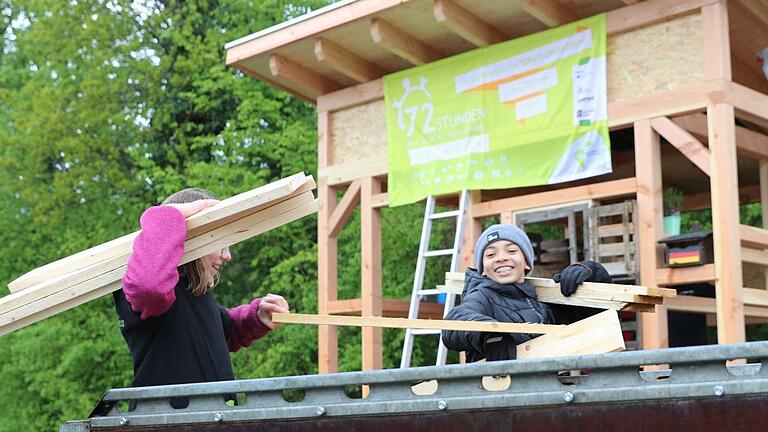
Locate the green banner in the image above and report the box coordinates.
[384,14,610,206]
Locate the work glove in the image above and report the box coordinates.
[553,260,612,297]
[482,333,518,361]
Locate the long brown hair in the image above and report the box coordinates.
[162,188,219,296]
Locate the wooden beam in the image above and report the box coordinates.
[656,264,716,286]
[730,82,768,127]
[472,177,637,218]
[742,247,768,267]
[665,295,768,318]
[708,103,745,344]
[317,78,384,113]
[762,160,768,289]
[328,179,361,238]
[702,1,732,81]
[317,109,338,374]
[371,192,388,208]
[268,53,342,98]
[673,113,768,161]
[328,298,452,319]
[634,119,668,350]
[743,287,768,307]
[741,224,768,250]
[314,38,385,83]
[462,190,483,271]
[273,313,563,334]
[682,185,762,211]
[734,0,768,30]
[517,310,625,359]
[606,0,719,35]
[318,156,388,187]
[433,0,506,47]
[370,18,441,65]
[361,176,382,371]
[514,0,579,28]
[650,116,711,176]
[9,173,311,293]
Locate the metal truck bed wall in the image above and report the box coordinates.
[62,342,768,431]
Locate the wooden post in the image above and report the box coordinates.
[708,103,745,344]
[634,119,668,349]
[361,176,383,371]
[761,161,768,289]
[317,111,339,374]
[462,190,483,270]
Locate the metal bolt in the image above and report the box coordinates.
[563,392,575,403]
[316,406,327,416]
[437,400,448,410]
[713,385,725,397]
[119,417,129,426]
[213,413,223,422]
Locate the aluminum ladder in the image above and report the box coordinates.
[400,190,469,368]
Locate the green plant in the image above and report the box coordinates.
[663,187,684,216]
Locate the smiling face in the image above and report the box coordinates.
[481,240,530,284]
[199,247,232,288]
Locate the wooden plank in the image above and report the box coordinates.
[599,223,635,237]
[743,288,768,308]
[370,18,441,65]
[650,116,711,176]
[708,103,745,344]
[361,177,382,371]
[272,313,564,334]
[597,242,631,257]
[317,79,383,113]
[0,192,317,315]
[517,310,625,359]
[328,179,361,238]
[665,295,768,319]
[371,192,388,208]
[462,190,483,270]
[433,0,507,47]
[515,0,579,28]
[762,160,768,289]
[8,173,311,293]
[269,53,342,98]
[735,0,768,29]
[655,264,716,286]
[318,156,387,187]
[0,199,322,335]
[634,119,668,349]
[314,38,385,83]
[473,178,637,218]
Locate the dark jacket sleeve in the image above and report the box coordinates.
[441,290,495,355]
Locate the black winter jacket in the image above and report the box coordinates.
[442,268,557,362]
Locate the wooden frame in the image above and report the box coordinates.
[259,0,768,373]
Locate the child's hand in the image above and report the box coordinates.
[165,199,220,218]
[257,294,290,329]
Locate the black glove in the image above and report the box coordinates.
[482,333,517,361]
[553,261,612,297]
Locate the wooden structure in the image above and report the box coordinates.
[224,0,768,373]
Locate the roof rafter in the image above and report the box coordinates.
[515,0,580,28]
[269,53,343,98]
[370,17,442,65]
[314,38,385,83]
[432,0,507,47]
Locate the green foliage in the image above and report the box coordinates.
[662,187,684,216]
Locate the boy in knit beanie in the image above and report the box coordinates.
[442,224,611,362]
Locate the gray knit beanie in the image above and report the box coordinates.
[474,224,534,274]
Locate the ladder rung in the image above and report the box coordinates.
[411,328,442,335]
[417,289,442,296]
[429,210,461,220]
[424,249,453,257]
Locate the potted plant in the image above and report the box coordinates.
[663,187,684,236]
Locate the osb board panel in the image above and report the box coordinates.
[329,13,706,167]
[331,99,386,165]
[607,13,705,102]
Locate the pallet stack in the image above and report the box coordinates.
[0,173,319,336]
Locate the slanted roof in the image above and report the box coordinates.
[224,0,768,104]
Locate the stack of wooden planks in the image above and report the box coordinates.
[440,272,676,313]
[0,173,319,336]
